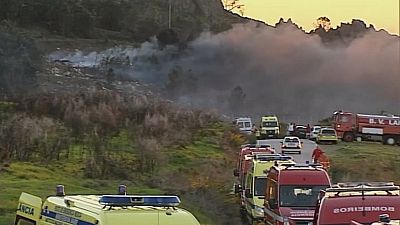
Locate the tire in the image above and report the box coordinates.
[343,132,354,142]
[356,136,362,142]
[384,136,396,145]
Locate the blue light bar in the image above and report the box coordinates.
[99,195,181,207]
[254,154,292,161]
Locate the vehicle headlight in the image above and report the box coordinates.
[255,206,264,217]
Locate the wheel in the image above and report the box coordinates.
[343,132,354,142]
[385,136,396,145]
[356,136,362,142]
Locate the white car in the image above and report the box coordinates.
[310,126,322,140]
[281,136,302,154]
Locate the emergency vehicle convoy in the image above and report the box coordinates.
[242,154,294,224]
[333,111,400,145]
[15,185,201,225]
[313,182,400,225]
[264,163,331,225]
[234,144,276,192]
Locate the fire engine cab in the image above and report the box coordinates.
[15,185,201,225]
[313,182,400,225]
[332,111,400,145]
[264,163,331,225]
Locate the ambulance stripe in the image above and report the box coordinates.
[42,210,95,225]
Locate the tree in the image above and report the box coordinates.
[314,16,331,32]
[228,86,246,114]
[223,0,245,16]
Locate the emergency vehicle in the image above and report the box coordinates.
[258,115,280,139]
[264,163,331,225]
[332,111,400,145]
[15,185,201,225]
[233,144,276,190]
[313,182,400,225]
[234,117,253,135]
[243,154,294,224]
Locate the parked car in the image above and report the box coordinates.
[294,125,308,139]
[281,136,302,154]
[316,128,338,144]
[234,117,252,135]
[310,125,322,140]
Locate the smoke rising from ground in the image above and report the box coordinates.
[50,23,400,123]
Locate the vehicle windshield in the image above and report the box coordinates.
[254,177,267,196]
[237,122,244,128]
[263,121,278,127]
[339,115,350,122]
[284,138,299,143]
[321,129,335,135]
[279,185,329,207]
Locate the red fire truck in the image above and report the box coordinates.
[264,163,331,225]
[332,111,400,145]
[313,182,400,225]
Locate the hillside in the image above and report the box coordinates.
[0,94,246,225]
[1,1,399,224]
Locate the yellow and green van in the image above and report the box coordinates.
[15,185,201,225]
[243,154,294,224]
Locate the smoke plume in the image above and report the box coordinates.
[49,23,400,123]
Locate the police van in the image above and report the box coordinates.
[15,185,201,225]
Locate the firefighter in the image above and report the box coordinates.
[312,145,330,170]
[312,145,324,164]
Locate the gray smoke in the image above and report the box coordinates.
[49,23,400,123]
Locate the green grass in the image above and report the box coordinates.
[0,123,231,225]
[326,141,400,184]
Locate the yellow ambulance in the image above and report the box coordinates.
[15,185,201,225]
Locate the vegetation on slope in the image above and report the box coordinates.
[0,91,246,225]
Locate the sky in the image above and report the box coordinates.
[225,0,400,35]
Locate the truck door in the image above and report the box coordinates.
[15,193,42,225]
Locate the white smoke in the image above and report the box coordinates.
[48,23,400,123]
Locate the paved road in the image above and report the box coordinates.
[257,139,317,163]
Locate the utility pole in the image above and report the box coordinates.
[168,0,172,29]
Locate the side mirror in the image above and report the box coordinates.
[268,199,278,209]
[233,169,239,177]
[280,141,283,144]
[234,184,242,193]
[245,189,253,198]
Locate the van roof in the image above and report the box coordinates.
[44,195,200,225]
